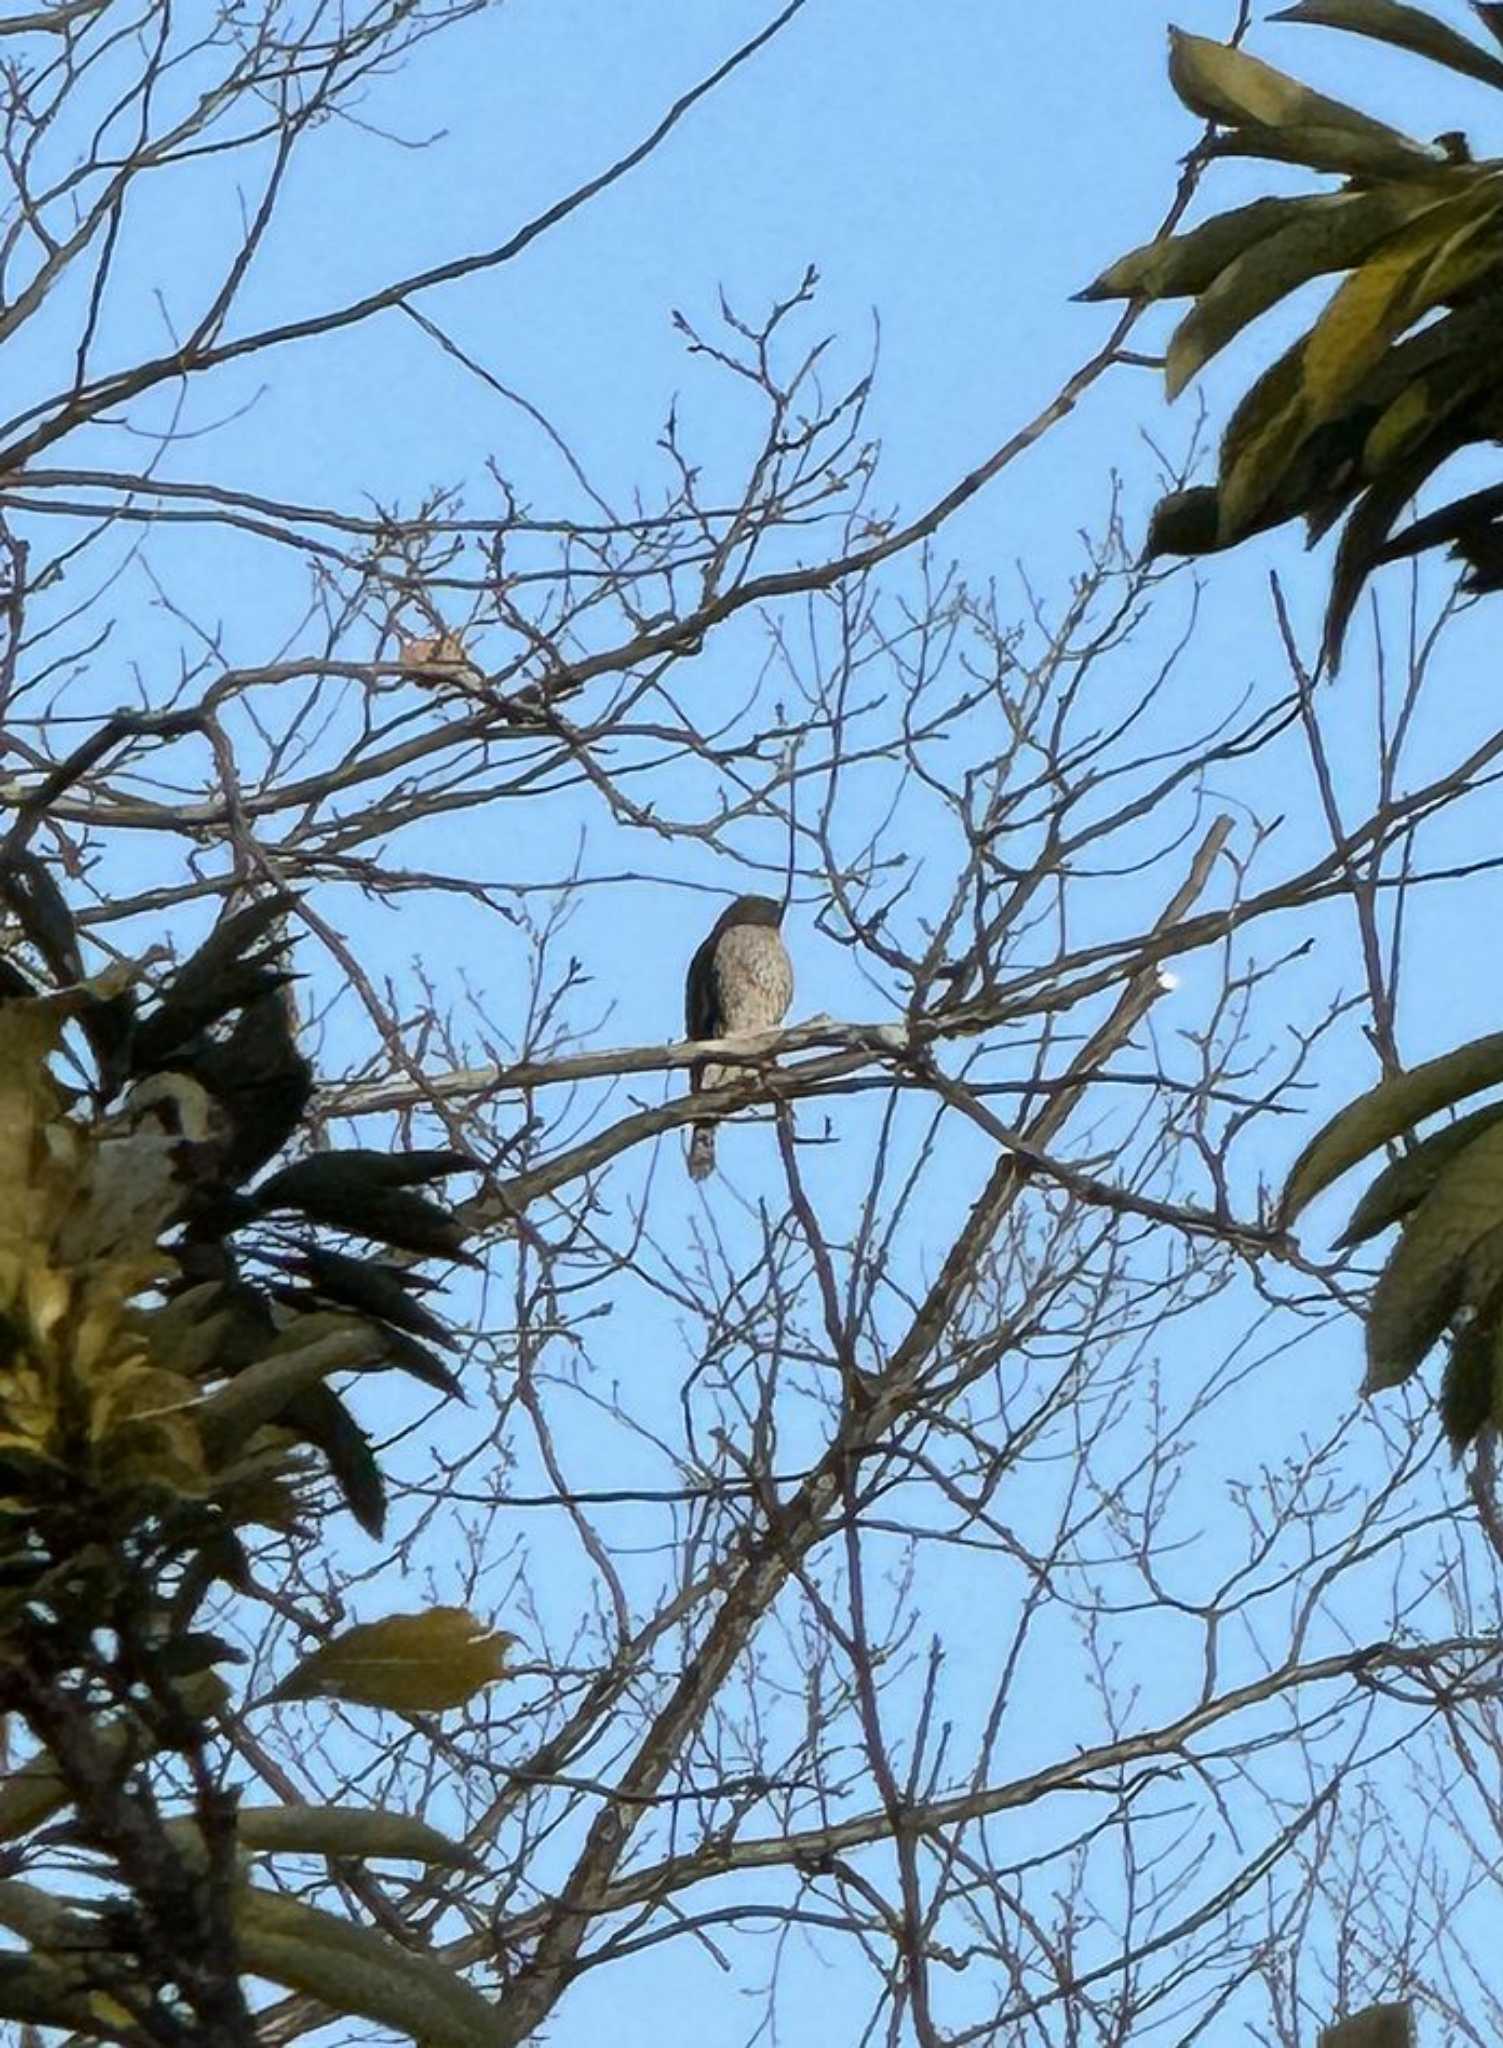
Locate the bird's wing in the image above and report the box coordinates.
[685,929,725,1040]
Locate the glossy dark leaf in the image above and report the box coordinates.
[284,1385,385,1538]
[185,994,314,1182]
[135,895,295,1071]
[1441,1318,1498,1449]
[1323,414,1474,668]
[1457,524,1503,590]
[254,1158,475,1264]
[373,1328,463,1399]
[75,988,137,1102]
[259,1148,476,1200]
[135,962,295,1074]
[1376,477,1503,564]
[152,1631,248,1677]
[282,1248,453,1345]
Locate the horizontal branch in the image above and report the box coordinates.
[321,1011,1274,1247]
[492,1634,1501,1934]
[320,1015,900,1115]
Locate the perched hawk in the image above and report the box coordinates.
[684,894,793,1181]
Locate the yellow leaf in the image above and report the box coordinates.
[1165,183,1446,399]
[0,1006,64,1206]
[0,1362,59,1459]
[267,1607,517,1712]
[1302,180,1503,422]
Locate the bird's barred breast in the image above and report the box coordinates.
[700,922,794,1092]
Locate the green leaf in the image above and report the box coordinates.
[1281,1031,1503,1225]
[1302,180,1503,424]
[1197,120,1452,179]
[1272,0,1503,93]
[1365,1117,1503,1390]
[233,1804,476,1867]
[1167,27,1445,175]
[198,1323,385,1458]
[1337,1100,1503,1243]
[236,1886,502,2048]
[1077,197,1312,302]
[1165,184,1447,399]
[267,1607,517,1712]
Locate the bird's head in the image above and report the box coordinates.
[723,894,785,928]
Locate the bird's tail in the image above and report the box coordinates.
[688,1123,715,1180]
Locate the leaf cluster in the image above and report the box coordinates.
[1282,1032,1503,1449]
[0,862,517,2043]
[1082,4,1503,664]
